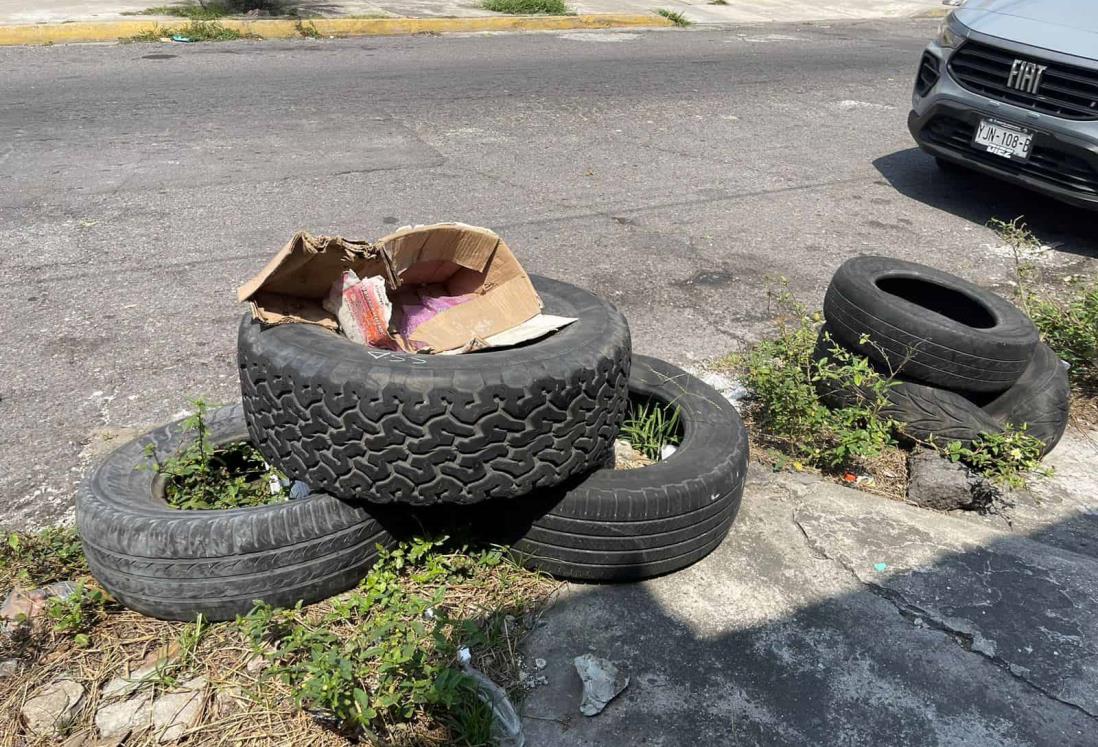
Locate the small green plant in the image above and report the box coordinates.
[123,20,260,42]
[992,217,1098,393]
[239,538,530,742]
[294,19,321,38]
[735,287,898,471]
[656,8,691,26]
[621,401,682,461]
[0,527,87,588]
[944,426,1048,489]
[482,0,568,14]
[46,581,110,644]
[147,399,285,510]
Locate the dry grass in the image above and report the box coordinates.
[0,546,558,746]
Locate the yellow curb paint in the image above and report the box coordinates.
[0,14,674,46]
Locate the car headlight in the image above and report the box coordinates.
[936,14,967,48]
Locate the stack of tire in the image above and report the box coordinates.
[77,276,749,621]
[816,256,1069,455]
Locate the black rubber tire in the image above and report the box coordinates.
[75,405,400,622]
[983,342,1071,456]
[239,276,631,506]
[814,329,1068,457]
[823,256,1039,393]
[471,355,749,582]
[812,328,1001,446]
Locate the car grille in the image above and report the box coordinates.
[922,115,1098,195]
[915,52,940,97]
[948,41,1098,121]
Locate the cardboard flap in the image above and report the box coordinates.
[409,274,542,352]
[237,232,377,303]
[249,293,338,330]
[378,223,502,277]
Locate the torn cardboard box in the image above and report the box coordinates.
[237,223,575,354]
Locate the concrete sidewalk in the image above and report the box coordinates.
[521,429,1098,745]
[0,0,946,26]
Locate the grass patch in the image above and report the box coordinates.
[722,283,1047,493]
[128,1,297,18]
[147,400,286,510]
[656,8,691,26]
[621,400,681,461]
[123,20,261,42]
[482,0,568,14]
[0,527,86,590]
[993,217,1098,398]
[0,532,556,745]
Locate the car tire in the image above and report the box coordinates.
[238,276,631,506]
[982,342,1070,456]
[814,329,1068,456]
[813,327,1001,446]
[823,255,1038,393]
[472,355,749,582]
[76,405,400,622]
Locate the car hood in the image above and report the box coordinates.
[957,0,1098,60]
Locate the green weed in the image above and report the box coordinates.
[621,401,682,461]
[992,217,1098,393]
[0,527,87,589]
[294,20,321,38]
[733,287,898,471]
[123,20,260,42]
[944,426,1048,489]
[656,8,691,26]
[147,399,285,510]
[482,0,568,14]
[46,581,110,645]
[239,538,542,742]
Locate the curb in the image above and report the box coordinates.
[0,14,673,45]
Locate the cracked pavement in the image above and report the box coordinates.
[520,437,1098,745]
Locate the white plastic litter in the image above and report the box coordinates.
[660,444,677,460]
[288,481,311,500]
[457,647,525,747]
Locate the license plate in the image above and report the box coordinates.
[973,118,1033,161]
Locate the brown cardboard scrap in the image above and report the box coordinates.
[238,223,574,353]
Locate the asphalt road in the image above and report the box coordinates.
[2,22,1097,528]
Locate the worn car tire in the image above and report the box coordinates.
[983,342,1071,456]
[76,406,400,622]
[239,276,631,506]
[823,256,1038,393]
[814,328,1068,456]
[472,355,748,581]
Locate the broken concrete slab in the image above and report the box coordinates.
[101,642,181,700]
[151,676,206,743]
[22,678,85,737]
[95,690,154,739]
[575,654,629,716]
[521,466,1098,745]
[906,447,974,511]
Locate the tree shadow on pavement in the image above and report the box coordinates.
[517,477,1098,746]
[873,148,1098,259]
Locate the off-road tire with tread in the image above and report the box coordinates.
[238,276,631,506]
[76,405,400,621]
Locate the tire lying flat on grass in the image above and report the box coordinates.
[474,355,749,582]
[239,276,631,506]
[814,328,1069,457]
[76,405,399,622]
[824,256,1038,393]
